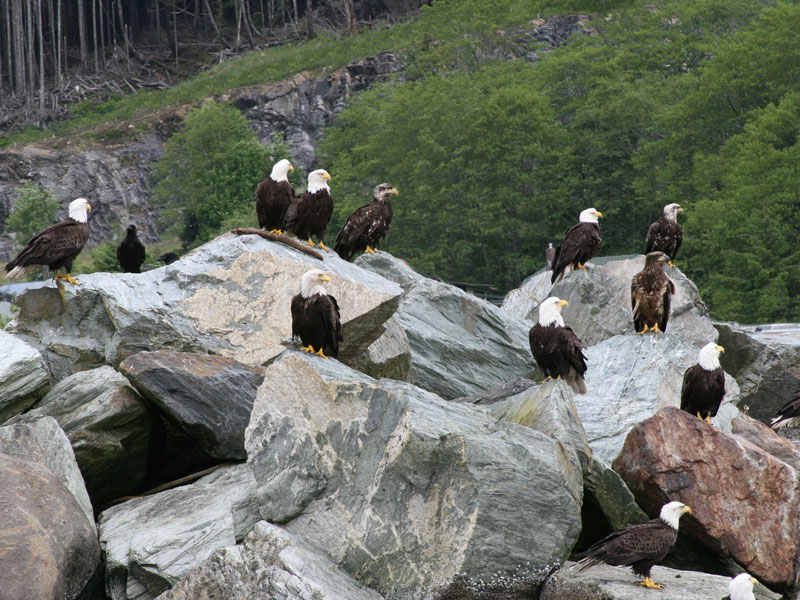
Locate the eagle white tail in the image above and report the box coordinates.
[568,370,588,395]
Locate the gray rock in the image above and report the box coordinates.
[0,416,95,531]
[10,233,402,379]
[0,330,50,422]
[540,563,780,600]
[119,351,263,460]
[9,366,151,506]
[99,463,260,600]
[457,377,536,406]
[347,314,412,381]
[579,333,739,464]
[356,251,535,399]
[501,256,718,349]
[581,457,648,532]
[157,521,385,600]
[245,350,583,597]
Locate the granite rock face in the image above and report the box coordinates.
[0,329,50,422]
[10,233,402,379]
[614,407,800,591]
[356,251,535,399]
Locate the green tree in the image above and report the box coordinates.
[6,181,60,249]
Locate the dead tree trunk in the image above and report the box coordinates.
[344,0,354,35]
[305,0,312,39]
[77,0,87,67]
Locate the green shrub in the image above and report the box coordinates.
[5,181,60,249]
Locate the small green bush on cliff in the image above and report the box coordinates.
[6,181,60,249]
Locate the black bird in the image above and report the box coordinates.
[117,225,146,273]
[157,252,179,265]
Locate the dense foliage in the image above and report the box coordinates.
[6,181,60,249]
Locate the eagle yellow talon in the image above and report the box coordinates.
[315,348,330,359]
[364,246,377,254]
[269,229,284,235]
[637,325,650,335]
[305,239,317,248]
[638,577,663,589]
[55,273,81,286]
[668,261,676,268]
[652,324,663,333]
[577,263,590,271]
[318,242,330,252]
[300,345,316,353]
[705,416,712,424]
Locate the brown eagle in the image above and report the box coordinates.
[551,208,603,284]
[645,203,683,268]
[575,501,692,589]
[334,183,398,261]
[681,342,726,423]
[291,269,342,359]
[5,197,91,285]
[255,159,295,234]
[631,251,675,334]
[285,169,333,250]
[529,297,588,394]
[770,390,800,429]
[117,224,146,273]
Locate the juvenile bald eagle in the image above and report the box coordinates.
[285,169,333,250]
[575,501,692,589]
[770,390,800,429]
[645,203,683,268]
[529,297,588,394]
[631,251,675,334]
[117,224,146,273]
[727,573,759,600]
[551,208,603,284]
[256,159,295,234]
[291,269,342,359]
[680,343,726,424]
[334,183,398,261]
[5,197,91,286]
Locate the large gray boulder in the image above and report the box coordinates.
[99,463,260,600]
[9,366,151,506]
[157,521,385,600]
[10,233,402,380]
[501,256,718,349]
[356,252,535,399]
[246,350,582,597]
[0,330,50,422]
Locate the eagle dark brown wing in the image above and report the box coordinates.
[334,200,393,261]
[645,218,683,261]
[681,365,726,419]
[771,390,800,429]
[631,264,675,333]
[551,222,602,284]
[529,323,588,394]
[291,292,342,358]
[5,218,89,279]
[285,190,334,244]
[256,178,295,231]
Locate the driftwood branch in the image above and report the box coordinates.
[230,228,324,260]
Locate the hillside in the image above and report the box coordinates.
[1,0,799,323]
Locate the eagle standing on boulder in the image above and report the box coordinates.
[645,203,683,268]
[5,197,92,285]
[631,251,675,334]
[529,297,588,394]
[117,224,146,273]
[285,169,333,250]
[770,390,800,429]
[334,183,398,261]
[256,159,295,234]
[291,269,342,359]
[574,501,692,590]
[551,208,603,284]
[680,342,726,424]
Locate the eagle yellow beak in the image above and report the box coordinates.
[557,300,569,307]
[389,188,399,195]
[323,172,331,180]
[682,506,692,515]
[716,346,725,353]
[594,211,603,218]
[319,273,332,282]
[750,577,758,585]
[678,206,684,212]
[289,165,295,172]
[87,204,92,212]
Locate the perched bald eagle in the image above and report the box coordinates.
[529,297,588,394]
[631,251,674,334]
[727,573,759,600]
[334,183,398,261]
[551,208,603,284]
[256,159,295,234]
[285,169,333,250]
[769,390,800,429]
[575,501,692,589]
[680,343,726,424]
[291,269,342,359]
[5,197,91,285]
[645,203,683,268]
[117,224,146,273]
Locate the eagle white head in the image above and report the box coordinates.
[659,501,691,530]
[663,203,683,221]
[270,159,294,182]
[729,573,758,600]
[538,296,569,327]
[698,342,725,371]
[579,207,603,224]
[300,269,332,298]
[68,197,92,223]
[307,169,331,194]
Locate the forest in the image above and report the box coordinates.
[2,0,799,324]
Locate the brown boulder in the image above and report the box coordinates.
[613,407,800,591]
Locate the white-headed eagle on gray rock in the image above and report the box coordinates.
[551,207,603,285]
[528,296,588,394]
[291,269,342,359]
[334,183,398,261]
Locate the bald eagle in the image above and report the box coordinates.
[291,269,342,359]
[680,343,726,424]
[551,208,603,284]
[727,573,759,600]
[529,297,588,394]
[117,224,146,273]
[285,169,333,250]
[256,159,295,234]
[575,501,692,589]
[334,183,398,261]
[631,251,674,334]
[645,203,683,268]
[769,390,800,429]
[5,197,91,285]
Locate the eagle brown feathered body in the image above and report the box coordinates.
[291,270,342,359]
[334,183,397,261]
[771,390,800,429]
[631,251,675,334]
[551,208,603,284]
[285,170,333,247]
[680,342,726,421]
[256,178,295,231]
[645,204,683,264]
[529,297,588,394]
